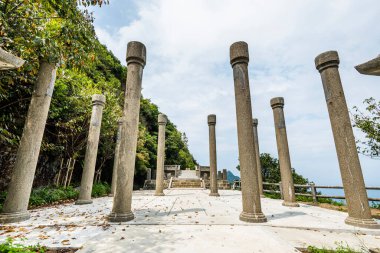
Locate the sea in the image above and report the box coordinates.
[319,188,380,207]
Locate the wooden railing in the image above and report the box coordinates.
[232,181,380,203]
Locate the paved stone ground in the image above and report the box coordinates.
[0,189,379,252]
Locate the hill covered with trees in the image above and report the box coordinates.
[0,0,196,191]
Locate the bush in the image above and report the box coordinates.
[0,182,111,211]
[91,182,111,197]
[0,237,46,253]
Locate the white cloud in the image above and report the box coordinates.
[93,0,380,187]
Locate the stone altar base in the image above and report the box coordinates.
[171,179,202,188]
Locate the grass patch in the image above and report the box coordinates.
[0,182,111,211]
[0,237,46,253]
[306,244,363,253]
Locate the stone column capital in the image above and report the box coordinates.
[252,118,258,127]
[208,114,216,125]
[315,51,340,73]
[230,41,249,67]
[91,94,106,107]
[270,97,284,109]
[158,113,167,125]
[126,41,146,67]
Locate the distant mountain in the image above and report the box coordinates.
[227,171,240,183]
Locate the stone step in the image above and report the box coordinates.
[171,179,202,188]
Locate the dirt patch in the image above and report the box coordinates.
[46,247,79,253]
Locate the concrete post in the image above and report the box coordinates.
[155,114,167,196]
[222,169,227,181]
[315,51,379,229]
[0,61,58,223]
[208,114,220,197]
[109,41,146,222]
[252,118,264,197]
[146,168,152,180]
[230,41,266,223]
[270,97,299,207]
[76,94,106,205]
[310,183,318,204]
[110,117,124,197]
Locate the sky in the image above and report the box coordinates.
[88,0,380,187]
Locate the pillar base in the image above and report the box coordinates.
[0,211,31,223]
[260,194,266,198]
[108,211,135,222]
[239,211,267,223]
[209,192,220,197]
[345,216,380,229]
[282,201,300,207]
[75,199,93,205]
[154,192,165,196]
[108,194,114,197]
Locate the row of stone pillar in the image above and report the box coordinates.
[0,40,377,229]
[0,62,108,222]
[229,42,377,228]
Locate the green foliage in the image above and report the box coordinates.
[0,237,46,253]
[28,186,79,208]
[91,182,111,197]
[0,0,196,191]
[0,183,113,211]
[352,97,380,159]
[307,242,363,253]
[236,153,309,185]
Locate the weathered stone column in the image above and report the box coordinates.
[76,94,106,205]
[230,41,266,223]
[0,61,58,223]
[208,114,220,197]
[222,169,227,181]
[146,168,152,180]
[270,98,299,207]
[315,51,379,229]
[217,171,222,180]
[109,41,146,222]
[110,117,124,197]
[252,119,264,197]
[155,114,167,196]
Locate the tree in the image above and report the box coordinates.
[236,153,309,185]
[352,97,380,159]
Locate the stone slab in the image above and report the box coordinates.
[0,189,379,252]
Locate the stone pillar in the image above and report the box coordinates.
[76,94,106,205]
[222,169,227,181]
[155,114,167,196]
[270,97,299,207]
[315,51,379,229]
[146,168,152,180]
[217,171,222,180]
[252,119,264,197]
[230,41,266,223]
[208,114,220,197]
[0,61,58,223]
[110,117,124,197]
[109,41,146,222]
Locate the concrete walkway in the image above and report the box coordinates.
[0,189,379,252]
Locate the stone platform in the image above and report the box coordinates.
[0,189,379,252]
